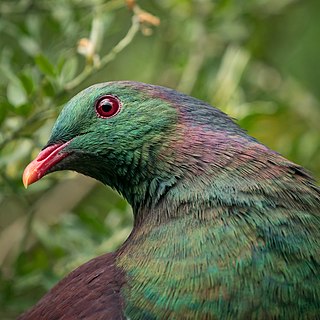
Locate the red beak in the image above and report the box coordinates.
[23,141,70,188]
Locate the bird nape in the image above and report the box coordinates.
[21,81,320,319]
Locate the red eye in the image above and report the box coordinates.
[95,95,121,118]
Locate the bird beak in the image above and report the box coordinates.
[23,141,70,188]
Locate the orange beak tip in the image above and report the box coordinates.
[23,181,28,189]
[22,142,70,189]
[22,162,38,188]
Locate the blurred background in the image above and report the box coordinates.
[0,0,319,318]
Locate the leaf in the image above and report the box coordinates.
[12,103,34,116]
[7,81,28,106]
[35,54,56,77]
[19,36,40,57]
[42,79,56,97]
[60,57,78,84]
[19,73,35,95]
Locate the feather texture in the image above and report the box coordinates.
[21,82,320,319]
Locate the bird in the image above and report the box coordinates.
[21,81,320,319]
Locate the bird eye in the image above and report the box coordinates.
[95,95,121,118]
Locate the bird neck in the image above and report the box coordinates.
[99,103,316,227]
[120,128,265,225]
[123,129,315,227]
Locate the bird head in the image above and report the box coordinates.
[23,81,248,209]
[23,82,184,205]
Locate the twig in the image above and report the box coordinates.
[64,15,140,92]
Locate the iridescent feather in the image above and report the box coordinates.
[20,82,320,319]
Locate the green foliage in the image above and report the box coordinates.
[0,0,319,318]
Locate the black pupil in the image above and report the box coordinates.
[101,101,113,113]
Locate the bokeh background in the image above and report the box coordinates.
[0,0,319,318]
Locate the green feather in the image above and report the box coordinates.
[30,81,320,319]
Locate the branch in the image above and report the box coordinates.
[64,15,140,92]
